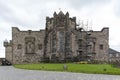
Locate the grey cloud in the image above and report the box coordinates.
[0,0,55,29]
[0,1,26,27]
[0,0,112,29]
[64,0,111,9]
[0,1,12,18]
[114,0,120,17]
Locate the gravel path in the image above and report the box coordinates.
[0,66,120,80]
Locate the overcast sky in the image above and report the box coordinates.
[0,0,120,57]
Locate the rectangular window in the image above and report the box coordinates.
[38,44,42,50]
[17,44,22,49]
[99,44,103,50]
[78,39,82,49]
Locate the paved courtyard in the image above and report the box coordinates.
[0,66,120,80]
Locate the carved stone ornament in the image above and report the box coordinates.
[25,37,35,54]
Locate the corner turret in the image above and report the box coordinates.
[4,39,12,47]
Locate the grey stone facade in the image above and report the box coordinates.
[4,11,109,64]
[4,28,45,64]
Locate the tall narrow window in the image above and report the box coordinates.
[78,39,82,49]
[65,33,71,51]
[52,33,56,52]
[59,31,64,52]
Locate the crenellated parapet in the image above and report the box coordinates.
[46,11,76,31]
[4,40,12,47]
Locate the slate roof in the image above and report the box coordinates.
[109,48,120,54]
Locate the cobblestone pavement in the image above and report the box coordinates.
[0,66,120,80]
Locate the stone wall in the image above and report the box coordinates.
[76,27,109,62]
[0,58,2,65]
[92,28,109,62]
[4,40,12,63]
[12,27,45,64]
[5,46,12,63]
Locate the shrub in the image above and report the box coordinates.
[77,61,88,64]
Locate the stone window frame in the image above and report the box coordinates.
[59,31,65,52]
[65,32,72,51]
[25,37,35,54]
[99,44,103,50]
[78,39,82,49]
[38,44,42,50]
[17,44,22,49]
[51,31,56,52]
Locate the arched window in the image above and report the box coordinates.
[65,32,71,51]
[52,32,56,52]
[59,31,64,52]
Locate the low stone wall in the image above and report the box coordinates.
[109,57,120,62]
[0,58,3,65]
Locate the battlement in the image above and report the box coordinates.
[46,11,76,30]
[4,40,12,47]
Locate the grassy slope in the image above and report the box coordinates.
[14,63,120,75]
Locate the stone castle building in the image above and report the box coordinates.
[4,11,109,64]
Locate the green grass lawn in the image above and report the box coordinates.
[14,63,120,75]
